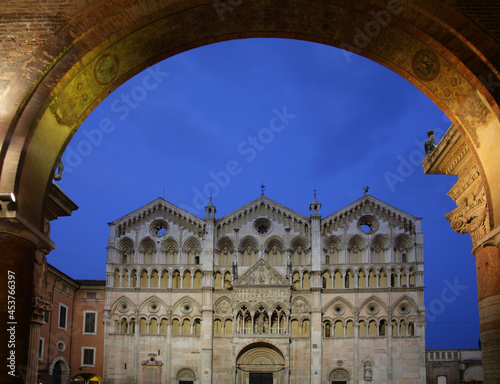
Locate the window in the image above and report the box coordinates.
[58,304,68,330]
[82,347,96,366]
[43,310,49,323]
[86,292,97,299]
[39,338,44,360]
[83,311,97,334]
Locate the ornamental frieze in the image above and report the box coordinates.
[233,288,290,304]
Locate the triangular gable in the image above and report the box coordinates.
[108,197,205,226]
[322,194,421,223]
[216,195,309,228]
[233,258,290,287]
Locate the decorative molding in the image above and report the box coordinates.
[423,124,490,247]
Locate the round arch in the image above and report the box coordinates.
[236,342,286,384]
[1,0,499,230]
[49,356,70,384]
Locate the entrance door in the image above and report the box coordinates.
[53,362,62,384]
[250,372,273,384]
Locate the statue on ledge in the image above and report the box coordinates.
[424,130,436,155]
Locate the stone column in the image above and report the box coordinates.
[0,230,47,384]
[27,249,52,384]
[166,309,172,384]
[474,237,500,383]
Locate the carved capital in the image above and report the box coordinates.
[445,180,489,247]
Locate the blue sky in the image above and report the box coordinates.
[51,38,479,349]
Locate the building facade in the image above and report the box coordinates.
[425,349,484,384]
[103,193,426,384]
[38,265,105,384]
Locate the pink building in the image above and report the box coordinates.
[38,265,105,384]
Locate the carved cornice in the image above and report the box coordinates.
[423,124,490,247]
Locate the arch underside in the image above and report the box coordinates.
[1,0,499,236]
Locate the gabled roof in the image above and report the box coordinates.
[108,197,205,226]
[322,194,421,223]
[233,258,290,287]
[216,195,309,226]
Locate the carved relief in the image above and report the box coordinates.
[215,298,232,314]
[32,249,52,324]
[292,298,310,314]
[233,258,290,286]
[142,354,163,366]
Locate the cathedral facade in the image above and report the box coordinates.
[103,193,425,384]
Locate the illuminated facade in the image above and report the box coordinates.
[103,193,425,384]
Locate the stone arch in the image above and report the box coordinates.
[329,368,350,381]
[138,296,169,314]
[322,296,355,315]
[289,235,310,252]
[177,368,197,381]
[360,295,389,315]
[238,235,260,253]
[2,1,500,238]
[392,295,419,314]
[49,356,70,383]
[172,296,202,314]
[111,296,136,314]
[236,342,286,383]
[116,237,135,264]
[216,236,235,252]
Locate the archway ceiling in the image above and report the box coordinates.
[1,0,500,233]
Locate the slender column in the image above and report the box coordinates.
[166,311,172,384]
[474,244,500,383]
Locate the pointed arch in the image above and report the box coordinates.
[238,235,259,253]
[160,236,179,252]
[359,296,389,315]
[172,296,202,314]
[347,235,367,263]
[289,235,310,251]
[392,295,420,314]
[216,236,235,252]
[264,235,285,252]
[138,237,157,252]
[110,296,136,314]
[138,296,169,313]
[322,296,355,314]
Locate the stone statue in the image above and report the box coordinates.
[256,315,264,334]
[364,363,372,381]
[53,161,64,181]
[424,130,436,155]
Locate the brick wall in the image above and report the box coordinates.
[455,0,500,42]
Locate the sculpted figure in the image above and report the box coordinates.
[54,161,64,181]
[364,363,372,381]
[424,130,436,155]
